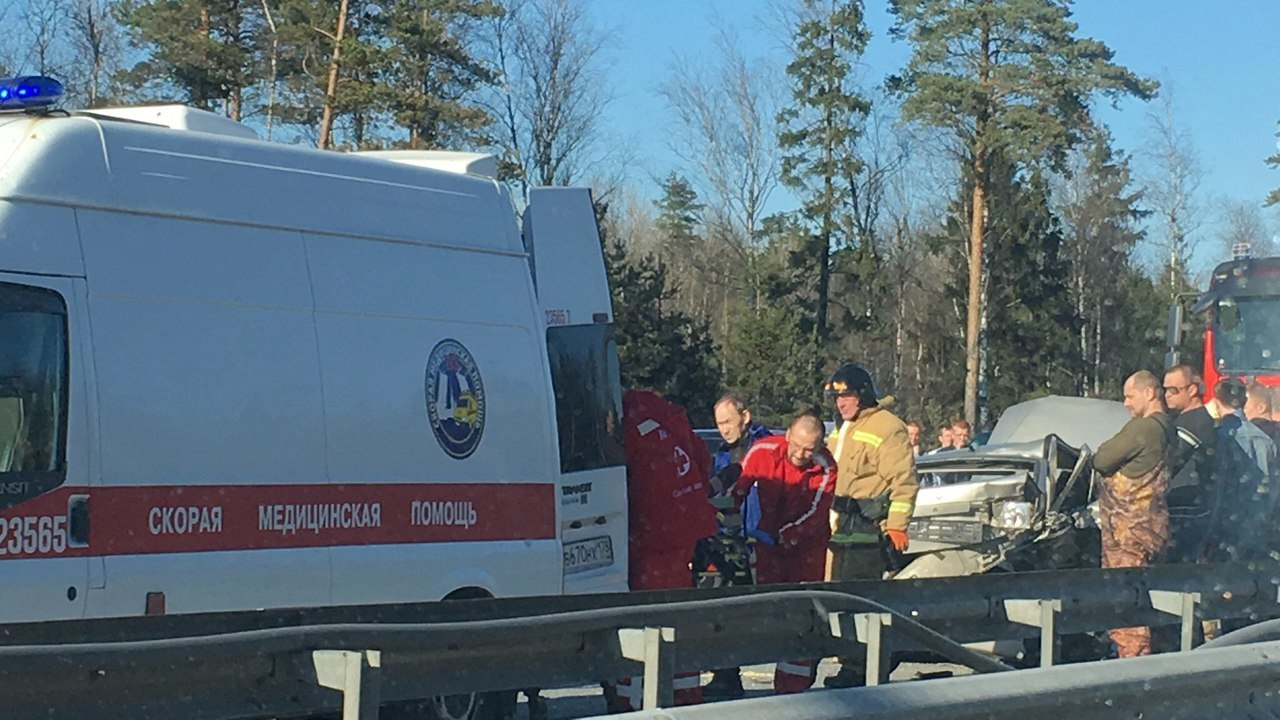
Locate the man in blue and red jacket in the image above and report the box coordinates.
[699,394,772,699]
[710,394,774,493]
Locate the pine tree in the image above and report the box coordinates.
[271,0,389,148]
[888,0,1155,423]
[980,157,1077,416]
[1266,122,1280,208]
[777,0,870,351]
[598,203,721,425]
[652,172,722,327]
[720,212,823,425]
[653,172,704,270]
[376,0,501,149]
[117,0,264,119]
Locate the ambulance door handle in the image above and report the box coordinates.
[68,494,91,548]
[569,520,583,530]
[594,516,608,525]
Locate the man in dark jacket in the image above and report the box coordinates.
[1204,379,1278,563]
[1094,370,1173,658]
[1162,364,1217,562]
[1245,381,1280,446]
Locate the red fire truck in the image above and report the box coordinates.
[1171,256,1280,392]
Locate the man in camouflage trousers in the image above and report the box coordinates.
[1093,370,1173,658]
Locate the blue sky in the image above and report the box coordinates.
[590,0,1280,268]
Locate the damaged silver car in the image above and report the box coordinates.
[898,396,1132,581]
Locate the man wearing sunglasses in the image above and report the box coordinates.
[1162,364,1218,562]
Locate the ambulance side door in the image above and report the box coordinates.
[0,273,91,622]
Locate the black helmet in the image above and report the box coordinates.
[824,363,878,406]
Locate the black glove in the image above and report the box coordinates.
[711,463,743,496]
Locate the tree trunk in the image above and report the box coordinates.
[353,108,365,148]
[964,19,992,426]
[261,0,279,140]
[1076,268,1087,395]
[964,152,986,425]
[814,30,835,352]
[977,250,990,429]
[1093,301,1103,397]
[87,2,102,107]
[816,189,832,349]
[893,281,905,389]
[318,0,350,150]
[197,6,213,111]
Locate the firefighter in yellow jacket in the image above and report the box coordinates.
[823,362,918,687]
[824,362,918,574]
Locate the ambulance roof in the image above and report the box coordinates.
[0,111,522,255]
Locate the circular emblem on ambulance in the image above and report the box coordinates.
[425,339,486,459]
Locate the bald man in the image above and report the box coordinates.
[1245,381,1280,446]
[733,413,836,694]
[1094,370,1174,658]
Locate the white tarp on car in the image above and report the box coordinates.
[985,395,1130,450]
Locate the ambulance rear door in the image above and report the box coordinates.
[523,188,628,594]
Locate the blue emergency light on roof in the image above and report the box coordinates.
[0,76,64,111]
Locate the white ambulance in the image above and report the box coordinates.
[0,79,628,623]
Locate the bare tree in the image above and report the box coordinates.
[660,28,781,257]
[0,1,22,74]
[1141,86,1204,291]
[1219,198,1275,260]
[485,0,613,196]
[655,27,781,350]
[1055,130,1146,396]
[64,0,123,107]
[19,0,71,78]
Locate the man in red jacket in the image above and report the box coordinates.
[732,412,836,693]
[612,389,717,710]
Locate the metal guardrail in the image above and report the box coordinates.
[607,639,1280,720]
[0,591,1004,720]
[0,562,1277,720]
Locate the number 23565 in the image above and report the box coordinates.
[0,516,68,556]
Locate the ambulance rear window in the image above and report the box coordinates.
[0,282,68,511]
[547,325,625,473]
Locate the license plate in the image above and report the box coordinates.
[563,536,614,574]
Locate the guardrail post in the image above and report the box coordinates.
[1004,599,1061,667]
[855,612,893,686]
[313,649,382,720]
[1150,590,1202,651]
[618,626,676,709]
[829,612,893,685]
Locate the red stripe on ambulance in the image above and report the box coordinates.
[0,483,555,560]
